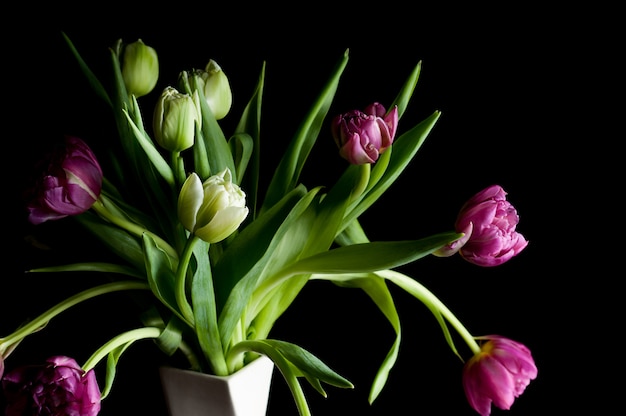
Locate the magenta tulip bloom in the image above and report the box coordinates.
[2,355,101,416]
[462,335,537,416]
[331,102,398,164]
[26,136,103,225]
[435,185,528,266]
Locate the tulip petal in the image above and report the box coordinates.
[178,173,204,232]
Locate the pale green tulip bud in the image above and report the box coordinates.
[195,60,232,120]
[122,39,159,98]
[178,169,248,243]
[153,87,200,152]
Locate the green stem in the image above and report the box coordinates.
[177,339,202,371]
[350,163,370,203]
[1,281,149,353]
[376,269,481,355]
[171,151,186,190]
[91,196,179,260]
[175,235,200,325]
[82,327,162,372]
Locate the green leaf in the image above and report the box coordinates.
[261,49,349,212]
[228,339,352,416]
[61,32,112,108]
[142,234,181,320]
[389,60,422,119]
[192,122,211,180]
[154,316,184,357]
[311,273,400,404]
[228,132,254,186]
[234,62,265,219]
[190,238,228,375]
[75,212,145,272]
[122,106,175,187]
[101,344,129,399]
[194,74,236,178]
[283,232,462,275]
[27,262,143,279]
[376,269,462,361]
[263,339,353,389]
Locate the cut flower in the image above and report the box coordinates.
[2,355,101,416]
[178,169,249,243]
[462,335,538,416]
[26,136,103,225]
[434,184,528,266]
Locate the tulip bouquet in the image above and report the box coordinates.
[1,32,536,416]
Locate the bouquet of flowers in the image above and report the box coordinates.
[0,33,536,416]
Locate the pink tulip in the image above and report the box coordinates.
[435,184,528,267]
[331,102,398,164]
[2,355,101,416]
[26,136,103,225]
[462,335,537,416]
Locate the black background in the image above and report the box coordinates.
[2,4,613,416]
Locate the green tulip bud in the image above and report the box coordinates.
[178,169,248,243]
[122,39,159,98]
[195,59,232,120]
[153,87,200,152]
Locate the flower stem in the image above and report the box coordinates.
[1,281,149,354]
[376,269,481,355]
[82,327,162,372]
[91,196,179,260]
[175,235,200,325]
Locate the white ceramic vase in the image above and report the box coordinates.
[160,355,274,416]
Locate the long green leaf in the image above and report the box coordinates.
[263,339,353,389]
[75,212,145,272]
[61,32,112,108]
[389,60,422,119]
[194,74,236,178]
[234,62,265,219]
[27,262,143,279]
[283,232,461,275]
[310,273,400,404]
[122,108,175,187]
[191,239,228,375]
[261,49,350,212]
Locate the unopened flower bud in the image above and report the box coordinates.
[194,59,232,120]
[153,86,200,152]
[331,102,398,165]
[122,39,159,98]
[178,169,248,243]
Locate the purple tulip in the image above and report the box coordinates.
[0,355,4,380]
[2,355,101,416]
[462,335,537,416]
[331,102,398,165]
[26,136,103,225]
[435,185,528,267]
